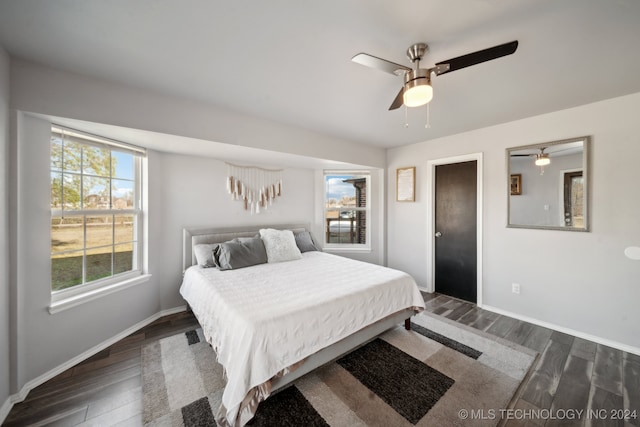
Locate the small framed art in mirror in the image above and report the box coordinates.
[510,174,522,195]
[507,136,590,231]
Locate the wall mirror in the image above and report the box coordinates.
[507,136,590,231]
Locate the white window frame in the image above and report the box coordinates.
[49,126,148,311]
[323,170,371,252]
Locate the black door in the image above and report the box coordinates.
[434,161,477,303]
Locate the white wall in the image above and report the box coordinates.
[0,46,11,419]
[387,92,640,351]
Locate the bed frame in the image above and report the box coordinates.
[182,223,415,394]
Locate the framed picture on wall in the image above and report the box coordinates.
[396,166,416,202]
[510,173,522,195]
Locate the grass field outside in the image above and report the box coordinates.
[52,252,133,291]
[51,218,135,291]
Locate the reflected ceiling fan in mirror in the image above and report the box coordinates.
[351,40,519,121]
[510,146,577,175]
[511,147,551,167]
[511,147,551,174]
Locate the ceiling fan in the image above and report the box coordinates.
[511,147,551,166]
[352,40,518,110]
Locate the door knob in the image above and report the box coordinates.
[435,231,442,237]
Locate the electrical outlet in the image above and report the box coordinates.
[512,283,521,294]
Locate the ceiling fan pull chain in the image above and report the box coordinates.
[425,103,431,129]
[404,104,409,128]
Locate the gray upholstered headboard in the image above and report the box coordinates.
[182,223,310,272]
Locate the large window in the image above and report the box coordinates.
[50,126,145,296]
[324,171,370,248]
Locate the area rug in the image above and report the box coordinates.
[142,311,537,426]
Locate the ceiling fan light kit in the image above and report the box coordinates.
[403,69,433,107]
[535,153,551,166]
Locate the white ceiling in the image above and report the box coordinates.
[1,0,640,150]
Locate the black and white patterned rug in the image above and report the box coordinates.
[142,311,536,426]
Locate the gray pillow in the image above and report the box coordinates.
[214,237,268,270]
[193,243,220,268]
[295,231,319,252]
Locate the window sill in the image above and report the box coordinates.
[49,274,152,314]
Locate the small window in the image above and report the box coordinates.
[50,126,145,296]
[324,172,370,249]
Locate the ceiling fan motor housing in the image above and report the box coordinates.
[404,68,431,87]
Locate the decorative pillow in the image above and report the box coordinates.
[193,243,220,268]
[295,231,319,252]
[259,229,302,263]
[214,237,268,270]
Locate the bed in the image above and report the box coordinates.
[180,223,425,427]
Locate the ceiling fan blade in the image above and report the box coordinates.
[548,147,574,154]
[388,87,405,110]
[352,53,411,76]
[434,40,518,75]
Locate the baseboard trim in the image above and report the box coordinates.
[3,305,187,423]
[483,304,640,356]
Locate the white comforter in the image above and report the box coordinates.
[180,251,425,426]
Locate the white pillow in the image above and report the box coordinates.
[259,229,302,263]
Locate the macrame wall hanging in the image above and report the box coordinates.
[226,163,283,214]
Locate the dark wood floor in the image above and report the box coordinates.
[3,294,639,426]
[2,311,199,427]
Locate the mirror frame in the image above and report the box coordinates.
[507,136,590,231]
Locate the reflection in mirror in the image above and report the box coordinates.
[507,136,589,231]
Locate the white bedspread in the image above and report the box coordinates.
[180,251,425,426]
